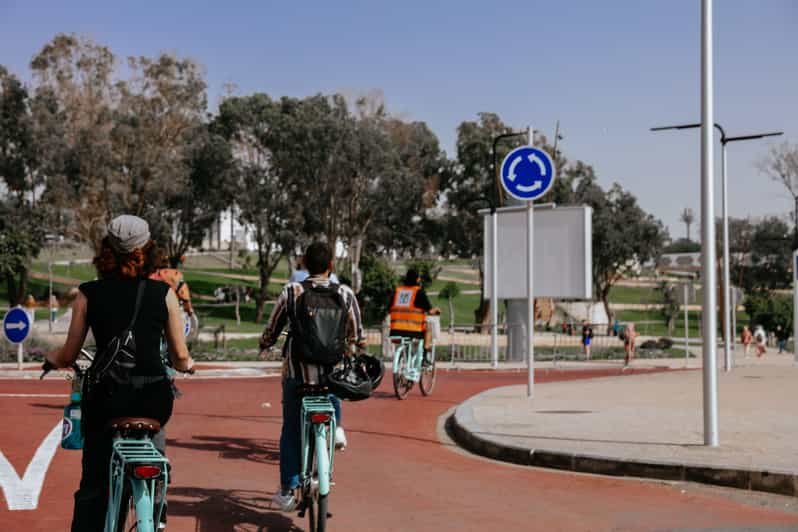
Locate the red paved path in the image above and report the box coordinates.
[2,368,798,531]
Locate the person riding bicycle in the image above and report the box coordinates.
[259,241,365,512]
[43,215,194,532]
[389,269,441,365]
[150,253,194,316]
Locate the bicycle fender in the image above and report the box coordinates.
[315,425,331,497]
[129,478,156,532]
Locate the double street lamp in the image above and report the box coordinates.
[651,123,783,372]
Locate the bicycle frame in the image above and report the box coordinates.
[105,437,169,532]
[391,337,432,383]
[300,396,336,498]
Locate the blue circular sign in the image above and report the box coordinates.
[183,312,192,338]
[3,307,31,344]
[500,146,556,201]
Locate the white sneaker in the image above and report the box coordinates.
[271,489,297,512]
[334,426,347,450]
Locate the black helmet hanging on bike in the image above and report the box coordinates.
[355,353,384,389]
[327,354,384,401]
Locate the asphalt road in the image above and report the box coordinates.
[2,367,798,531]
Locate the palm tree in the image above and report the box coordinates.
[680,208,695,241]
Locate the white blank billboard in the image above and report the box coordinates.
[483,205,592,299]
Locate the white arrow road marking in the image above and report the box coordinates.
[0,422,61,510]
[4,322,27,331]
[507,155,524,181]
[528,154,547,176]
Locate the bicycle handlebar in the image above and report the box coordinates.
[40,359,56,380]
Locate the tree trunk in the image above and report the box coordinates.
[448,298,455,330]
[6,269,29,306]
[255,282,268,323]
[235,287,241,326]
[350,236,363,293]
[601,287,612,329]
[793,195,798,251]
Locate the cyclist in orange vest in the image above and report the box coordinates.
[149,254,194,316]
[389,269,440,363]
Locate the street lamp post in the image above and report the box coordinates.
[651,124,783,374]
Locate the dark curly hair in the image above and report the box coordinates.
[93,237,163,280]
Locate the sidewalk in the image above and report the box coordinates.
[450,353,798,496]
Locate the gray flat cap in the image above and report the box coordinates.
[107,215,151,253]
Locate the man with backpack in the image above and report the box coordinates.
[259,242,366,512]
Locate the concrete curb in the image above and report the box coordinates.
[448,391,798,497]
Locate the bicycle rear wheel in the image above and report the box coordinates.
[392,347,413,400]
[419,349,436,396]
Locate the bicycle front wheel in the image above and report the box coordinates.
[392,347,413,400]
[419,349,436,396]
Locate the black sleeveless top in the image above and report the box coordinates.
[80,278,169,376]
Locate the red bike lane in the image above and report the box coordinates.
[2,368,798,531]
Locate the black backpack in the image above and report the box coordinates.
[89,280,145,387]
[290,281,348,365]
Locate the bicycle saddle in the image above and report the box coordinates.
[107,417,161,436]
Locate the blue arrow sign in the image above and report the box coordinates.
[500,146,556,201]
[3,307,31,344]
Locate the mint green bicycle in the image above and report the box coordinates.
[296,384,336,532]
[391,337,436,400]
[42,349,179,532]
[105,417,169,532]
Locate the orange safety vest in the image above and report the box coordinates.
[389,285,426,334]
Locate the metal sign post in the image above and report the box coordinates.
[491,210,499,368]
[526,193,535,397]
[499,127,556,398]
[793,250,798,364]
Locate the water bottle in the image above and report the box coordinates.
[61,391,83,450]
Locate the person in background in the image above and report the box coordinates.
[741,325,753,357]
[149,254,194,317]
[290,254,339,284]
[581,321,593,360]
[754,325,767,357]
[389,269,441,365]
[775,325,789,354]
[622,322,637,369]
[49,293,59,322]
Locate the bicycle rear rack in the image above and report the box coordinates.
[106,439,169,530]
[300,396,336,490]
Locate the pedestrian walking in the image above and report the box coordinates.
[623,322,637,369]
[775,325,789,354]
[741,325,752,357]
[49,293,59,322]
[581,321,593,360]
[753,325,767,357]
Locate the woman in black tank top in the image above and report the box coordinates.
[44,215,194,532]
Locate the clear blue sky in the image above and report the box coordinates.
[1,0,796,236]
